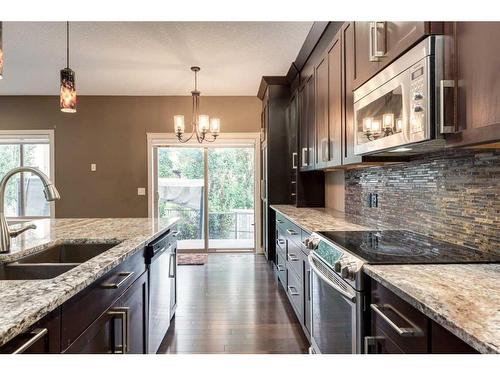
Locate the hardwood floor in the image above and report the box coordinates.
[158,253,309,354]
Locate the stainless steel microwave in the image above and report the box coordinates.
[353,36,453,156]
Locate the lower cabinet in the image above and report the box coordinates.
[64,271,148,354]
[0,248,151,354]
[276,213,312,341]
[366,278,478,354]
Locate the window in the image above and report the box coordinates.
[0,130,54,218]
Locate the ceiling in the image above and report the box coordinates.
[0,22,312,96]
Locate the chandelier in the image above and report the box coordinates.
[174,66,220,143]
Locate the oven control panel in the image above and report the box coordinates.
[409,62,427,134]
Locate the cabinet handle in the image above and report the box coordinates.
[286,229,298,236]
[369,21,386,61]
[101,271,135,289]
[292,152,297,169]
[12,328,48,354]
[287,253,299,262]
[307,269,311,301]
[301,148,308,167]
[276,219,284,224]
[364,336,384,354]
[370,304,423,337]
[288,285,300,296]
[108,307,130,354]
[439,79,456,134]
[168,253,175,278]
[277,264,285,272]
[172,230,180,237]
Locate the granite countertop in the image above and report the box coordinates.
[364,264,500,354]
[0,217,179,348]
[270,204,400,233]
[271,204,500,354]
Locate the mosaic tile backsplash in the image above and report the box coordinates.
[345,149,499,254]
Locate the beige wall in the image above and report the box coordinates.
[325,170,345,212]
[0,96,261,218]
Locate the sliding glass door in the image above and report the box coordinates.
[153,144,256,252]
[155,147,205,251]
[207,147,255,250]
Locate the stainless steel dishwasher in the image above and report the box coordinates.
[145,229,177,354]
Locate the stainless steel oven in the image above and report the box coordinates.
[308,252,363,354]
[353,36,452,156]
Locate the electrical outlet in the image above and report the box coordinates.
[371,193,378,208]
[137,187,146,196]
[90,163,97,172]
[367,193,373,208]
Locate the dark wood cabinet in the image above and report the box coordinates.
[287,92,299,204]
[315,55,329,169]
[258,78,291,262]
[367,278,477,354]
[65,271,148,354]
[445,22,500,147]
[0,309,60,354]
[327,35,343,167]
[299,74,316,171]
[341,22,362,165]
[353,22,435,89]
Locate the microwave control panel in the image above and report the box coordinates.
[409,63,426,134]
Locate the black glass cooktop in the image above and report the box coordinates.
[317,230,500,264]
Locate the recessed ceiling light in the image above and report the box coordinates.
[389,147,413,152]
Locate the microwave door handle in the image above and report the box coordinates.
[308,254,356,303]
[440,79,455,134]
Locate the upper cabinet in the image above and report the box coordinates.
[445,22,500,147]
[299,74,316,171]
[353,22,441,89]
[314,55,329,169]
[327,35,343,167]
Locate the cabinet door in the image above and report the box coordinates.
[306,74,316,170]
[446,22,500,147]
[342,22,362,165]
[65,272,148,354]
[353,22,381,89]
[116,270,148,354]
[288,93,299,202]
[0,309,60,354]
[298,83,309,170]
[353,22,429,89]
[315,55,329,169]
[327,35,342,167]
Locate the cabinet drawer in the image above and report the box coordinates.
[286,267,304,322]
[61,249,146,350]
[286,239,303,279]
[276,252,287,290]
[370,280,428,353]
[276,226,287,258]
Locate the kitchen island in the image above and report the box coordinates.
[0,217,179,350]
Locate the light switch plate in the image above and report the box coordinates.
[90,163,97,172]
[137,187,146,196]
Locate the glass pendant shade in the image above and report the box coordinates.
[60,67,76,113]
[383,113,394,129]
[0,22,3,79]
[198,115,210,133]
[174,115,185,134]
[210,118,221,134]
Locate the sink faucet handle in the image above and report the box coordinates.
[9,223,37,238]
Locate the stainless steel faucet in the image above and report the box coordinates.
[0,167,60,253]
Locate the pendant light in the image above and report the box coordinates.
[0,22,4,79]
[174,66,220,143]
[60,21,76,113]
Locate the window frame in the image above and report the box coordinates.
[0,129,55,219]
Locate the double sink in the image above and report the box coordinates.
[0,242,120,280]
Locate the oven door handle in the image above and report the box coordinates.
[308,254,356,303]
